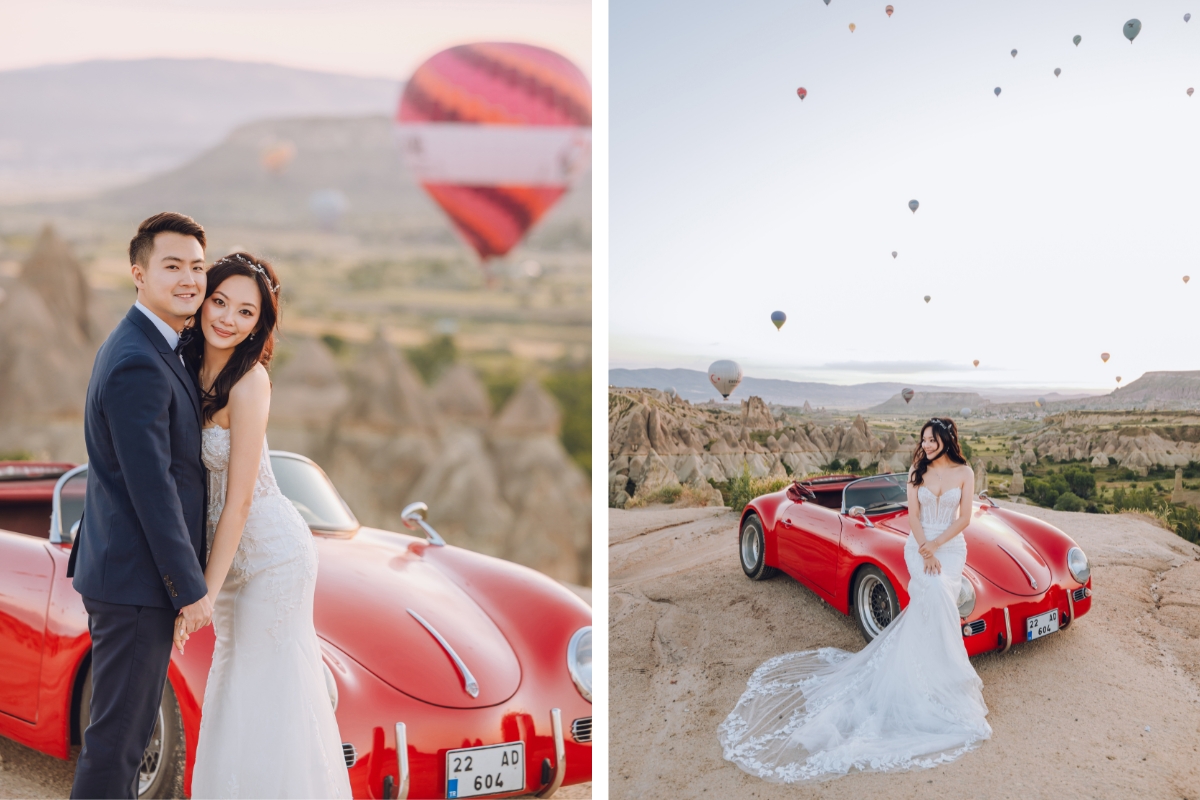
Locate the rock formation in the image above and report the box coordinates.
[1010,466,1024,496]
[609,389,913,502]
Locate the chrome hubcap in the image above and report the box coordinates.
[741,525,760,570]
[138,704,165,796]
[857,575,893,638]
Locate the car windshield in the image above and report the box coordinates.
[269,455,358,531]
[843,473,909,514]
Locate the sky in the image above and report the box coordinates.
[610,0,1200,393]
[0,0,591,79]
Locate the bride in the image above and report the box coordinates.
[175,253,352,798]
[718,416,992,783]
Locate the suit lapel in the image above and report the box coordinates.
[125,307,203,426]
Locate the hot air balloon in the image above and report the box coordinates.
[902,388,914,403]
[1054,68,1061,77]
[797,87,808,101]
[994,87,1002,96]
[886,5,894,16]
[395,43,592,264]
[261,141,297,175]
[667,386,679,399]
[1186,13,1192,22]
[1190,88,1195,97]
[309,189,348,230]
[1101,352,1110,363]
[1124,19,1141,42]
[1116,376,1122,384]
[923,295,931,303]
[1011,49,1018,58]
[824,0,831,5]
[909,199,919,213]
[771,310,787,330]
[892,251,898,258]
[1036,397,1046,407]
[849,23,856,32]
[708,360,743,399]
[961,407,972,417]
[1073,35,1082,46]
[1184,275,1191,283]
[973,360,980,367]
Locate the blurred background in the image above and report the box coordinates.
[0,0,592,586]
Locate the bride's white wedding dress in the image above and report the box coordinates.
[191,426,352,798]
[718,485,991,783]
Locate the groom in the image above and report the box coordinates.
[67,212,213,798]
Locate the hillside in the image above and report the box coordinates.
[608,368,1096,409]
[867,391,990,414]
[15,115,590,244]
[0,59,398,201]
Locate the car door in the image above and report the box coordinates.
[0,529,55,723]
[778,500,843,593]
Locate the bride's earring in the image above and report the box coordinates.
[249,332,255,340]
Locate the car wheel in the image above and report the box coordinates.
[79,665,186,799]
[739,514,778,580]
[852,565,899,643]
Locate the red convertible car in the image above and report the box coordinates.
[0,454,591,799]
[737,472,1093,657]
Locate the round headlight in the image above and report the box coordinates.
[567,626,592,703]
[1067,547,1090,584]
[956,577,976,618]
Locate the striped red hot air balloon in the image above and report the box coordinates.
[395,43,592,263]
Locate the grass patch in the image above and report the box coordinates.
[711,465,790,513]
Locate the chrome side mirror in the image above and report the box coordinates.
[978,491,998,508]
[400,502,446,546]
[846,505,875,528]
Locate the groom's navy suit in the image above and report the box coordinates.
[67,305,208,799]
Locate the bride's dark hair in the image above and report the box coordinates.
[909,417,967,486]
[180,252,280,423]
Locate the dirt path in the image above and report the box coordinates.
[610,502,1200,800]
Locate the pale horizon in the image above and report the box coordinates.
[0,0,591,80]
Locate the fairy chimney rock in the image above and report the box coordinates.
[21,224,91,343]
[494,379,561,437]
[345,331,439,434]
[271,337,349,422]
[431,364,492,426]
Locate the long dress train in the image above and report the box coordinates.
[717,485,991,783]
[191,426,352,798]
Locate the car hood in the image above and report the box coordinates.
[313,529,521,708]
[882,510,1052,597]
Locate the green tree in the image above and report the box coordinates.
[1054,491,1085,512]
[1061,465,1096,500]
[543,365,591,476]
[845,458,861,473]
[405,335,457,383]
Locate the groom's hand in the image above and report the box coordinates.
[179,593,214,635]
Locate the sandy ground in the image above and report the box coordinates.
[0,581,594,800]
[610,502,1200,800]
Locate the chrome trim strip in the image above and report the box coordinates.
[395,722,409,799]
[997,543,1038,590]
[1064,587,1075,630]
[50,464,89,544]
[1002,607,1013,653]
[406,609,479,698]
[535,709,565,798]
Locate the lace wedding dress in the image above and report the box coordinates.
[718,485,991,783]
[191,426,352,798]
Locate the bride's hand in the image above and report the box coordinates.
[923,554,942,575]
[918,540,936,559]
[173,615,189,655]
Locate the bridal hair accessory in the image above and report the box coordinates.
[217,254,280,294]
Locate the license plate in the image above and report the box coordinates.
[1026,609,1059,641]
[446,742,524,798]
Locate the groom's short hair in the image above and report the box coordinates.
[129,212,206,267]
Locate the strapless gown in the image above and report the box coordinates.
[190,426,352,798]
[717,485,991,783]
